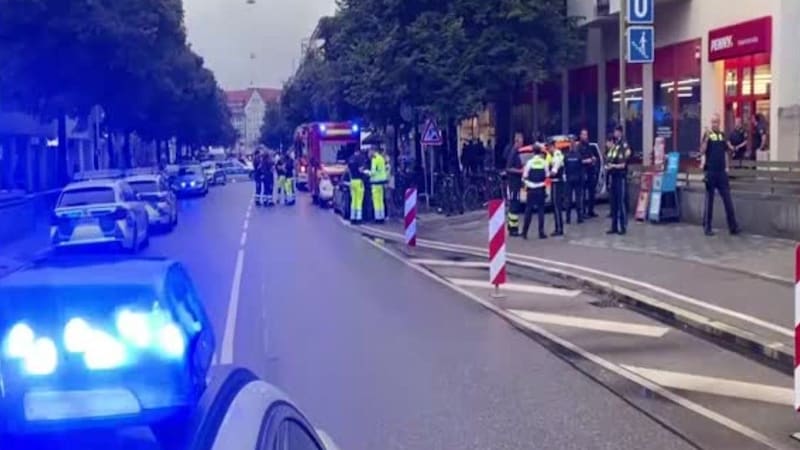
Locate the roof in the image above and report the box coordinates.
[225,88,281,108]
[63,179,124,191]
[124,174,161,183]
[0,257,178,291]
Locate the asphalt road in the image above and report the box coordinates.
[129,181,710,450]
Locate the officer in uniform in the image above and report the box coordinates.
[504,132,525,235]
[577,129,599,218]
[262,151,275,206]
[283,153,296,205]
[549,141,565,236]
[253,150,264,206]
[367,145,388,222]
[606,129,631,234]
[564,139,585,224]
[702,114,740,236]
[521,144,550,240]
[347,148,367,224]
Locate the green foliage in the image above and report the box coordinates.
[259,101,292,150]
[277,0,583,131]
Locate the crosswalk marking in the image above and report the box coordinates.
[412,258,488,268]
[509,310,670,338]
[622,365,793,406]
[449,278,582,298]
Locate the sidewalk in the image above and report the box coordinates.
[0,223,51,277]
[365,206,796,370]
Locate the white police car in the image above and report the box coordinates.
[51,179,149,252]
[0,258,214,435]
[125,172,179,231]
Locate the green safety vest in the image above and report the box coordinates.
[370,153,387,184]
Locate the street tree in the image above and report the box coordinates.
[259,101,292,151]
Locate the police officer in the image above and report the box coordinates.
[253,150,264,206]
[702,114,740,236]
[367,145,388,222]
[606,128,631,234]
[577,128,599,218]
[564,139,585,224]
[275,153,287,203]
[283,152,296,205]
[504,132,525,235]
[347,148,367,224]
[521,144,550,240]
[261,151,275,206]
[549,141,565,236]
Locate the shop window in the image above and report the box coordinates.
[654,81,676,152]
[724,69,737,97]
[741,67,752,96]
[754,64,771,95]
[676,77,701,155]
[609,86,644,155]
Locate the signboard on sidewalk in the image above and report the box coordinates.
[421,119,443,145]
[648,173,663,222]
[635,171,654,221]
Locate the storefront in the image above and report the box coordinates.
[709,17,772,138]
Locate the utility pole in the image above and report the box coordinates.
[618,0,627,137]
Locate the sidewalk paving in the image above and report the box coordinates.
[368,206,796,370]
[0,224,51,277]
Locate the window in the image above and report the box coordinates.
[754,64,771,95]
[121,184,137,201]
[274,420,323,450]
[58,187,116,206]
[724,69,737,97]
[128,180,159,193]
[741,67,752,96]
[654,80,676,152]
[675,77,701,155]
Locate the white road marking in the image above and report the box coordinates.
[358,226,792,338]
[362,237,783,449]
[243,220,249,231]
[509,309,669,338]
[240,231,248,247]
[220,249,245,365]
[622,365,793,406]
[411,258,488,268]
[449,278,582,298]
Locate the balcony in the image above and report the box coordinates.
[569,0,689,26]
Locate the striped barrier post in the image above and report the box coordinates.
[795,244,800,412]
[488,199,507,297]
[404,188,417,247]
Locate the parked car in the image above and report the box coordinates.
[125,172,179,231]
[201,161,227,186]
[171,165,208,197]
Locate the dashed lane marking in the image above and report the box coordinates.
[243,220,249,231]
[362,237,783,449]
[240,231,248,247]
[622,365,793,406]
[508,309,670,338]
[220,249,245,365]
[449,278,582,298]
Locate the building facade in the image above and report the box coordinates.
[546,0,800,161]
[225,87,281,150]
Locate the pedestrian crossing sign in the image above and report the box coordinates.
[421,119,443,145]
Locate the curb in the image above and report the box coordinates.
[353,225,794,374]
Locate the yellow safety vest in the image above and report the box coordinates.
[370,153,388,184]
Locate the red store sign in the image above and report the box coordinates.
[708,16,772,61]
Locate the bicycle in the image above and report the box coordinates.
[434,172,463,217]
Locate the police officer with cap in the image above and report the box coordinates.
[549,140,565,236]
[606,126,631,234]
[521,143,550,240]
[564,139,585,224]
[701,114,740,236]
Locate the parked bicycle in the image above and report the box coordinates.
[434,172,463,217]
[462,168,505,211]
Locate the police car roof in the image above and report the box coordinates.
[0,257,178,291]
[125,174,161,182]
[63,179,124,191]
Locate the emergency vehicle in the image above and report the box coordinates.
[295,121,361,207]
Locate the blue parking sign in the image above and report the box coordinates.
[627,26,654,64]
[627,0,654,24]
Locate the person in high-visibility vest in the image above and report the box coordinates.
[366,146,388,222]
[282,153,296,205]
[521,144,550,240]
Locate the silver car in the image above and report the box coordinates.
[50,179,149,252]
[201,161,227,185]
[125,173,178,230]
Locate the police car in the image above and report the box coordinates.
[0,258,214,435]
[201,161,227,186]
[51,178,150,252]
[171,165,208,197]
[125,171,179,231]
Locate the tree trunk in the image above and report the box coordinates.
[413,111,422,188]
[392,117,400,178]
[122,132,131,169]
[57,114,68,186]
[494,90,513,169]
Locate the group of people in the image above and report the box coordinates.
[346,145,388,224]
[252,149,296,207]
[506,126,631,240]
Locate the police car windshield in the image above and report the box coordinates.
[180,167,201,176]
[128,181,160,194]
[59,187,116,207]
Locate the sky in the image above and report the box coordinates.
[183,0,336,91]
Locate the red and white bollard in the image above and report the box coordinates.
[488,199,507,297]
[404,188,417,247]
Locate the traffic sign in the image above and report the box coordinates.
[627,26,654,63]
[421,119,443,145]
[626,0,654,24]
